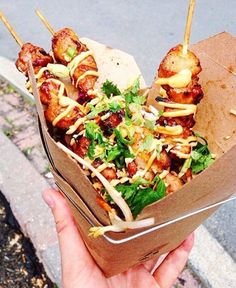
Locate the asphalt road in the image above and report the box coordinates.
[0,0,236,84]
[0,0,236,260]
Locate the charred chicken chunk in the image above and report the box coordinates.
[158,44,201,78]
[15,43,53,76]
[158,110,196,129]
[102,168,117,181]
[71,136,91,158]
[44,94,83,129]
[71,55,98,93]
[39,77,60,105]
[152,150,171,174]
[100,112,123,133]
[165,172,184,194]
[52,28,87,65]
[165,77,204,104]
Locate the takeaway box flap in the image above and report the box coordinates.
[191,32,236,71]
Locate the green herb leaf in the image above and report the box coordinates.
[123,78,146,121]
[106,130,134,167]
[115,176,166,218]
[67,47,77,59]
[106,145,121,162]
[114,129,133,145]
[87,103,108,118]
[101,80,121,98]
[109,102,122,113]
[190,142,214,174]
[87,140,95,159]
[85,122,105,159]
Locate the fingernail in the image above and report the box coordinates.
[43,194,55,209]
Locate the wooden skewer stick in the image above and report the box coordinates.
[35,9,55,35]
[0,11,23,47]
[182,0,196,55]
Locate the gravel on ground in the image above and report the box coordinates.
[0,191,56,288]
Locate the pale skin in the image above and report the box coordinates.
[43,189,194,288]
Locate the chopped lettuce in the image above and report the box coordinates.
[115,176,166,218]
[144,119,156,130]
[140,134,156,152]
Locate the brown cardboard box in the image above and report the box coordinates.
[29,32,236,277]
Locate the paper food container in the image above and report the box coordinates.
[29,32,236,277]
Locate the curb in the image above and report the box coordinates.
[0,56,34,103]
[1,56,236,288]
[190,226,236,288]
[0,130,61,285]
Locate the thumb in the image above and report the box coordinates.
[43,189,94,278]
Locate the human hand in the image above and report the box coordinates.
[43,189,194,288]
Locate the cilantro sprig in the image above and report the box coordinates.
[85,122,105,159]
[190,141,214,174]
[106,129,134,168]
[101,80,121,98]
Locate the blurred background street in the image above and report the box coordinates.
[0,0,236,83]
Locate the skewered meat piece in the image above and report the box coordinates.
[155,45,203,177]
[52,28,98,94]
[39,76,60,105]
[158,110,196,129]
[52,28,87,65]
[158,44,201,78]
[72,55,98,93]
[165,77,204,104]
[44,94,83,129]
[15,43,53,76]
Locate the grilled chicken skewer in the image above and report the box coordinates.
[36,10,99,103]
[153,44,204,192]
[0,12,85,130]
